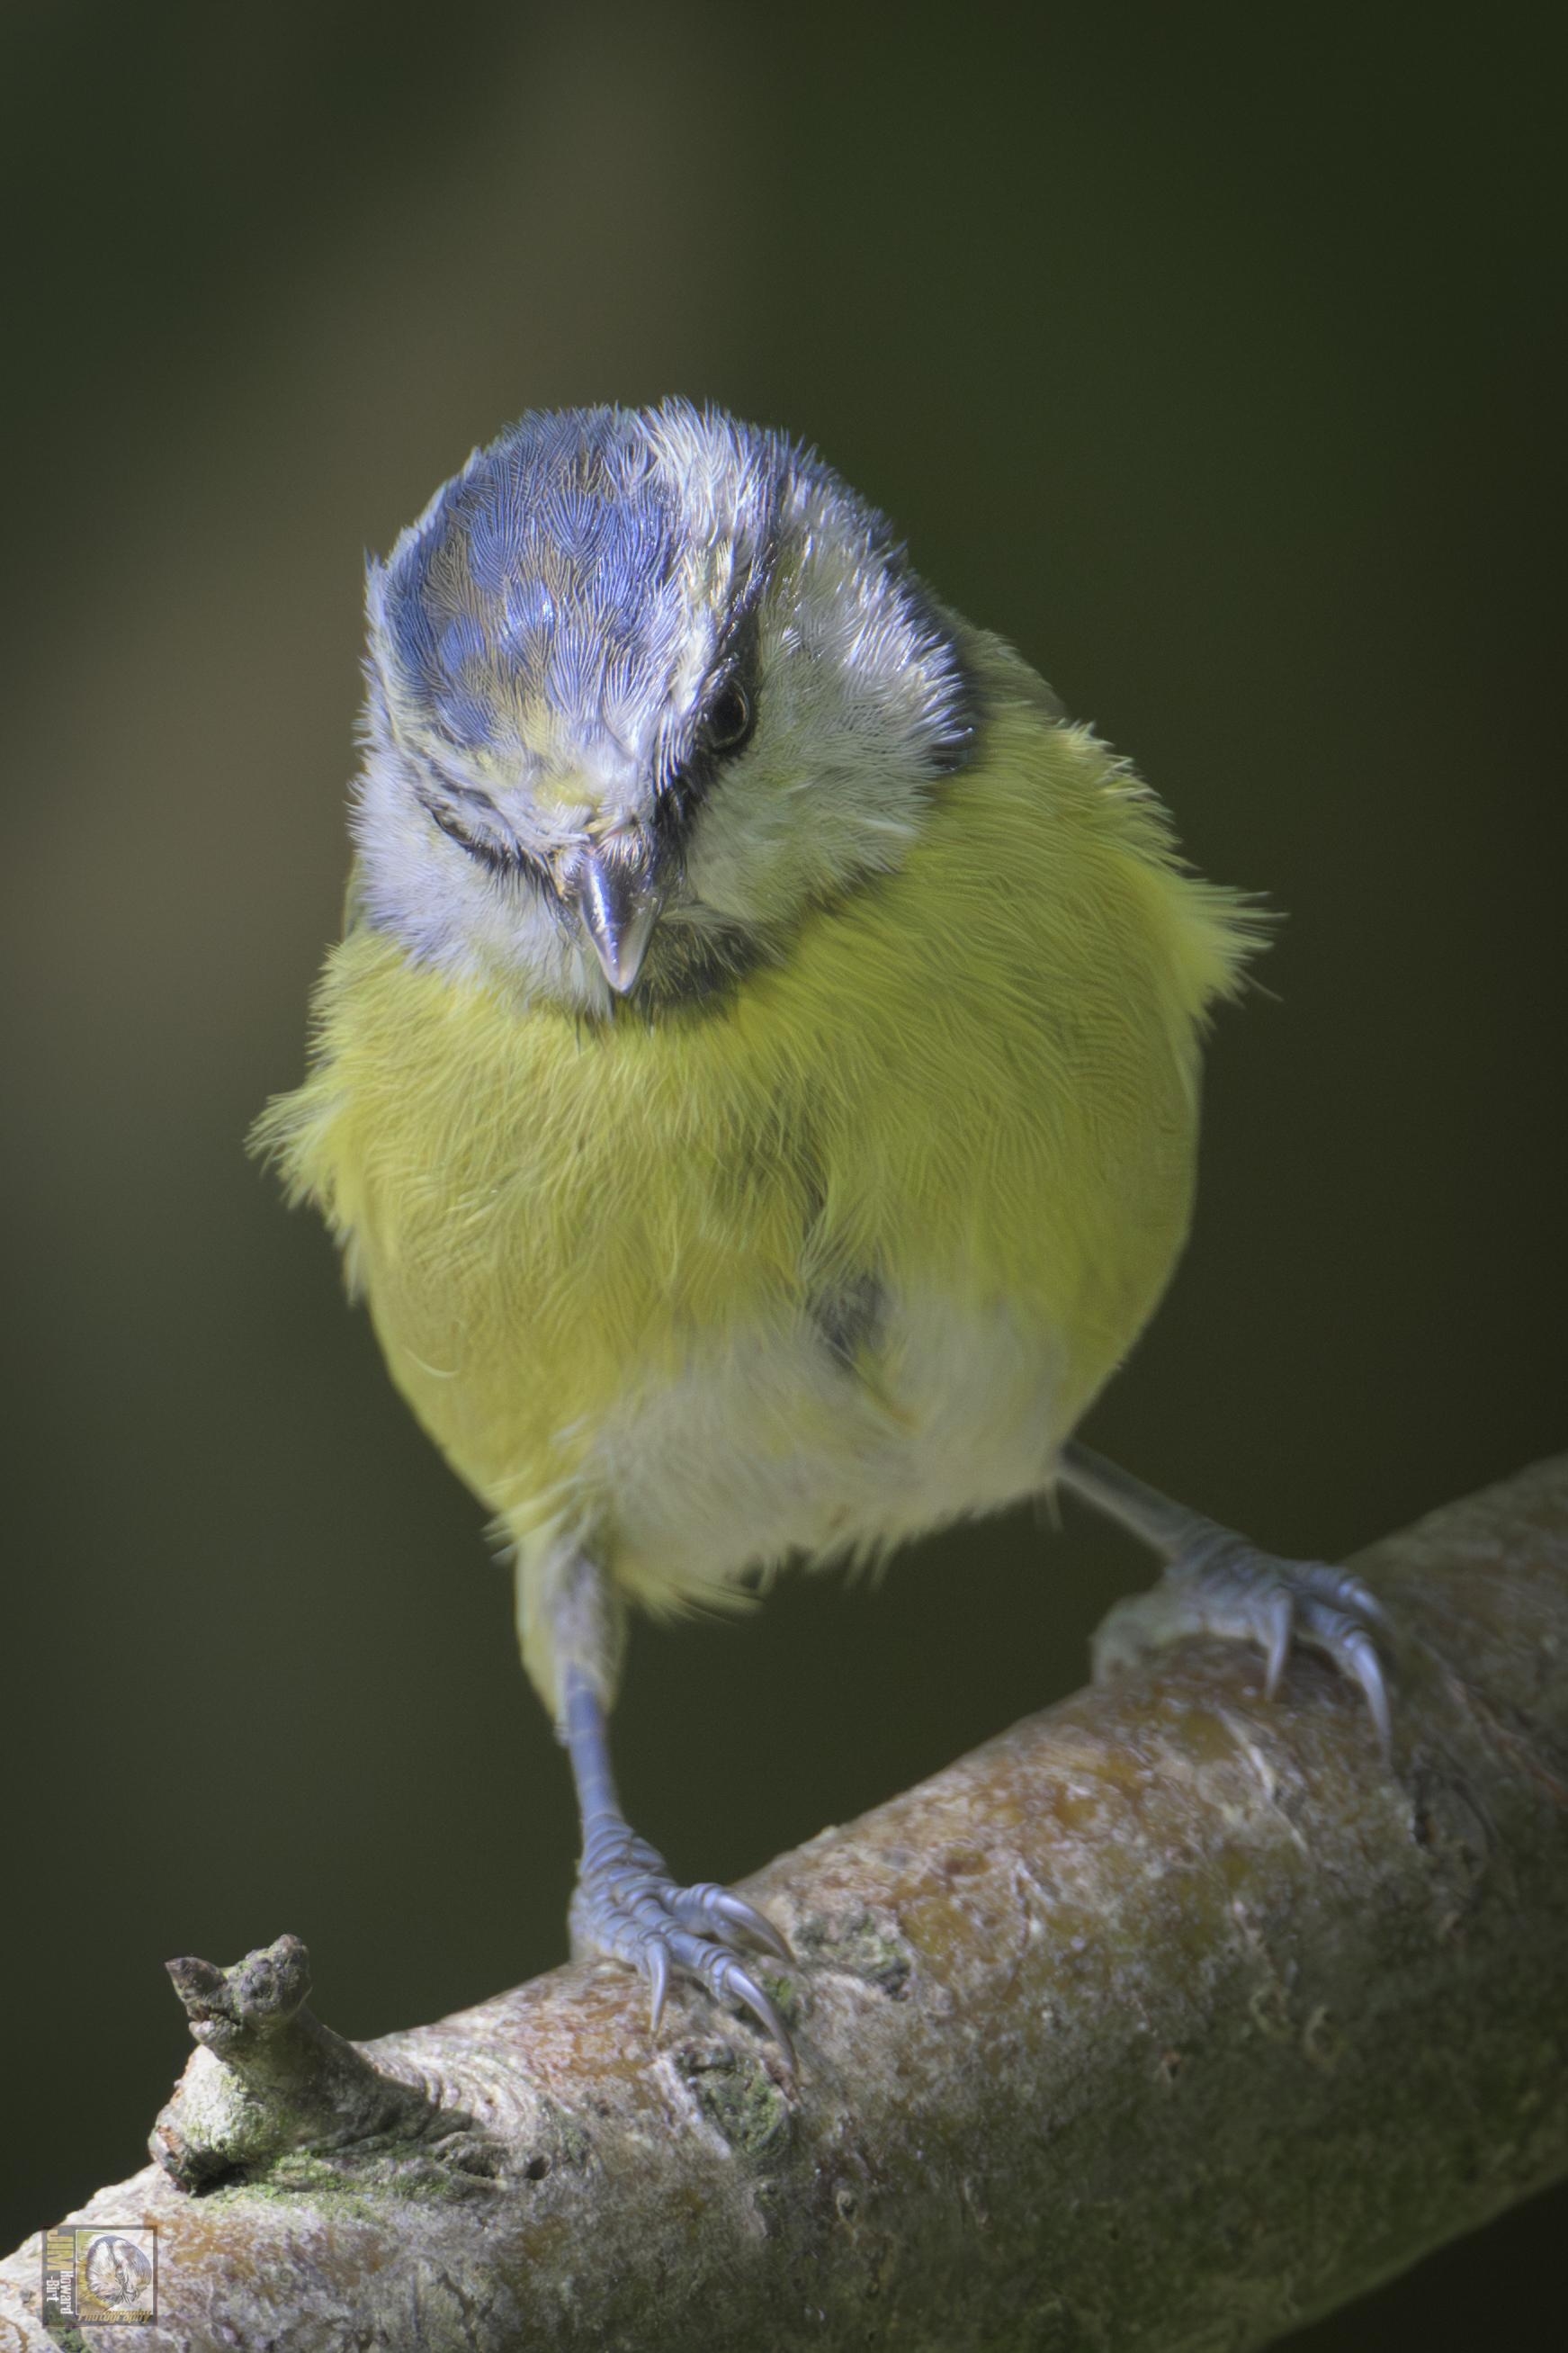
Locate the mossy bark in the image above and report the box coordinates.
[4,1459,1566,2351]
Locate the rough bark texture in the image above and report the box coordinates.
[4,1458,1567,2352]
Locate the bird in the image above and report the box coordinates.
[255,400,1390,2066]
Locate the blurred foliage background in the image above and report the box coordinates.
[2,4,1563,2338]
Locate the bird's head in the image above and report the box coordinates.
[354,401,974,1011]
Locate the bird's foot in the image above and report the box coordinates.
[569,1817,795,2064]
[1091,1534,1392,1755]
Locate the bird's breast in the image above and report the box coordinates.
[263,689,1242,1603]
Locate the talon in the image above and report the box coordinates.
[1261,1588,1293,1702]
[561,1672,796,2062]
[1343,1628,1393,1758]
[1302,1562,1389,1630]
[705,1888,793,1962]
[645,1935,670,2034]
[571,1836,798,2061]
[715,1956,796,2071]
[1090,1534,1393,1756]
[1340,1576,1388,1630]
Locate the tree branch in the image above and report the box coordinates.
[4,1458,1566,2351]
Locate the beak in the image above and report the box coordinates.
[568,843,664,996]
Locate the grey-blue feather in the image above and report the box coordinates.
[376,402,792,757]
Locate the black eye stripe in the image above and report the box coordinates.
[659,598,765,813]
[428,770,503,811]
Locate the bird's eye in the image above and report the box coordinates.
[703,679,755,756]
[427,801,487,855]
[420,791,549,889]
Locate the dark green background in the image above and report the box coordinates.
[3,4,1564,2339]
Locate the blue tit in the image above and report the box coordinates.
[255,401,1389,2064]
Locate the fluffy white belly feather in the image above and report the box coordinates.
[582,1287,1069,1607]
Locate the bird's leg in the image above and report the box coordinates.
[1057,1441,1392,1754]
[550,1555,795,2062]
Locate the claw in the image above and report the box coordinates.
[572,1836,798,2063]
[703,1887,793,1963]
[645,1935,670,2035]
[1092,1533,1393,1759]
[1341,1579,1388,1630]
[1301,1562,1389,1630]
[1261,1587,1293,1702]
[1342,1627,1393,1759]
[715,1955,796,2072]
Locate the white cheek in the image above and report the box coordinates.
[684,677,927,929]
[352,748,610,1010]
[681,766,800,923]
